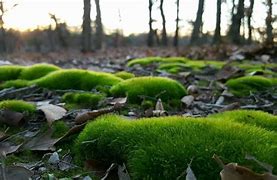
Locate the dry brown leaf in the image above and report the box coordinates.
[0,110,24,126]
[109,97,127,105]
[37,104,67,125]
[0,165,33,180]
[23,129,61,151]
[215,63,244,81]
[153,98,167,117]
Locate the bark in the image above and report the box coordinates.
[265,0,273,45]
[94,0,103,50]
[173,0,180,47]
[228,0,244,44]
[160,0,167,46]
[82,0,92,52]
[247,0,254,43]
[0,1,6,53]
[213,0,221,43]
[147,0,154,47]
[190,0,205,45]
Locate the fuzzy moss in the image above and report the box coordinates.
[0,79,31,89]
[0,65,25,81]
[62,92,105,109]
[19,64,60,80]
[74,111,277,179]
[225,76,274,97]
[32,69,122,90]
[51,121,70,138]
[0,100,36,114]
[110,76,187,103]
[114,71,135,80]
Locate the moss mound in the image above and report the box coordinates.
[74,111,277,179]
[32,69,122,90]
[110,76,186,103]
[225,76,274,97]
[0,65,25,81]
[19,64,60,80]
[114,71,135,80]
[0,79,30,89]
[0,100,36,114]
[62,92,105,109]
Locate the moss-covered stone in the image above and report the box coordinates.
[0,65,25,81]
[114,71,135,80]
[0,79,31,89]
[19,64,60,80]
[74,110,277,179]
[0,100,36,114]
[225,76,275,97]
[110,76,186,103]
[62,92,105,109]
[32,69,122,90]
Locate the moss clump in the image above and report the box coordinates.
[19,64,60,80]
[127,57,164,67]
[0,100,36,114]
[226,76,274,97]
[74,111,277,179]
[110,76,186,103]
[114,71,135,80]
[51,121,70,138]
[62,92,105,109]
[32,69,122,90]
[0,79,30,89]
[0,65,25,81]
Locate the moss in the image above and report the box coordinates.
[51,121,70,138]
[210,110,277,132]
[0,79,31,89]
[0,100,36,114]
[110,76,187,103]
[74,111,277,179]
[62,92,105,109]
[0,65,25,81]
[114,71,135,80]
[127,57,164,67]
[19,64,60,80]
[32,69,122,90]
[141,100,154,109]
[225,76,274,97]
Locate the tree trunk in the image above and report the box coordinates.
[0,1,6,53]
[213,0,221,43]
[147,0,154,47]
[82,0,92,52]
[173,0,180,47]
[160,0,167,46]
[190,0,205,45]
[94,0,103,50]
[247,0,254,43]
[265,0,273,45]
[228,0,244,44]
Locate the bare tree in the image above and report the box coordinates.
[94,0,103,50]
[190,0,205,45]
[173,0,180,47]
[228,0,245,44]
[213,0,222,43]
[82,0,92,52]
[246,0,254,43]
[265,0,273,45]
[49,14,69,48]
[159,0,167,46]
[147,0,154,47]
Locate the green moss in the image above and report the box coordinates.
[127,57,164,67]
[74,111,277,179]
[52,121,70,138]
[0,100,36,114]
[19,64,60,80]
[210,110,277,132]
[0,79,30,89]
[110,76,187,103]
[32,69,122,90]
[62,92,105,109]
[226,76,274,97]
[114,71,135,80]
[0,65,25,81]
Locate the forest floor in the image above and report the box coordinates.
[0,45,276,179]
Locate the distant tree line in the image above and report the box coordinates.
[0,0,276,54]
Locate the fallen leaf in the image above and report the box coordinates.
[153,99,167,117]
[245,154,273,173]
[181,95,195,107]
[0,110,24,126]
[0,165,33,180]
[109,97,127,106]
[23,129,61,151]
[216,63,244,81]
[0,142,22,155]
[37,104,67,125]
[118,164,131,180]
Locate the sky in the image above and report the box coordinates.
[2,0,270,36]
